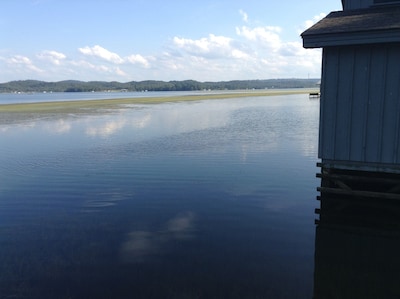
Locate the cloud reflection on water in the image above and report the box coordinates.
[85,113,152,138]
[120,212,195,263]
[0,97,319,160]
[45,119,71,134]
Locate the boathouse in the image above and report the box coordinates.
[302,2,400,297]
[302,0,400,200]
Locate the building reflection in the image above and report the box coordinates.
[314,190,400,298]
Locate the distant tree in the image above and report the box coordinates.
[0,78,321,94]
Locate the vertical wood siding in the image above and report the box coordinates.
[319,43,400,165]
[343,0,373,10]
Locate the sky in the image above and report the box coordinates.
[0,0,342,83]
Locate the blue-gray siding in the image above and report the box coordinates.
[343,0,373,10]
[319,43,400,167]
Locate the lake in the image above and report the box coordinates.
[0,93,320,298]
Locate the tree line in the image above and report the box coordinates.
[0,79,320,93]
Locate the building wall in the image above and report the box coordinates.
[319,43,400,168]
[343,0,373,10]
[343,0,400,10]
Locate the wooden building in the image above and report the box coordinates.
[302,0,400,201]
[302,3,400,297]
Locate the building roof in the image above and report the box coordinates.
[302,5,400,48]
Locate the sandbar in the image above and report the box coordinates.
[0,89,318,113]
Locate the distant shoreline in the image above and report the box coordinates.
[0,78,321,94]
[0,88,319,113]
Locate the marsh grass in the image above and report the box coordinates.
[0,89,318,113]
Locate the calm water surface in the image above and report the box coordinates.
[0,94,320,298]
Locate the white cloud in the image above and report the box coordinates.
[173,34,248,60]
[77,45,151,71]
[115,67,127,77]
[239,9,248,22]
[79,45,124,64]
[126,54,150,67]
[231,48,249,59]
[37,50,66,65]
[70,59,128,78]
[71,60,104,71]
[8,55,30,64]
[236,26,282,51]
[7,55,43,73]
[299,13,327,34]
[1,11,327,82]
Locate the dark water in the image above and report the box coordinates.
[0,95,320,298]
[315,198,400,299]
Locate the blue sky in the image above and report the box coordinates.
[0,0,342,83]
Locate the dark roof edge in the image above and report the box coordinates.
[303,29,400,48]
[302,6,400,48]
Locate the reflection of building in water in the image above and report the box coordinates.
[302,0,400,298]
[314,193,400,298]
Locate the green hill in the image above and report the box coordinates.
[0,78,320,93]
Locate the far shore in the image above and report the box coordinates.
[0,88,319,113]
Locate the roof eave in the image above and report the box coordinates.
[302,29,400,48]
[301,6,400,48]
